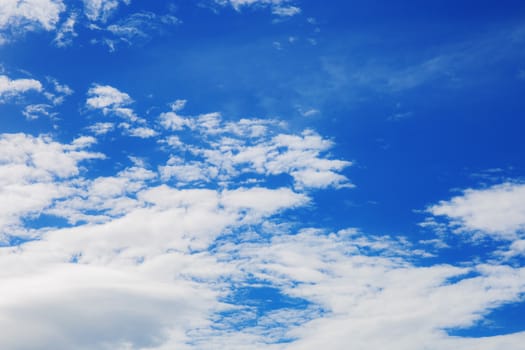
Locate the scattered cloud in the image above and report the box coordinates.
[0,75,42,102]
[427,182,525,241]
[157,103,352,190]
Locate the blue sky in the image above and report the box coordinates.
[1,0,525,349]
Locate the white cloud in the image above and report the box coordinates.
[86,84,133,111]
[213,0,301,16]
[0,0,65,39]
[45,77,74,105]
[427,182,525,240]
[54,12,78,47]
[0,75,42,101]
[87,122,115,135]
[126,126,158,138]
[159,110,192,131]
[104,11,180,49]
[0,133,104,238]
[212,229,525,350]
[1,95,524,349]
[82,0,130,22]
[272,5,301,17]
[22,103,54,120]
[158,106,352,190]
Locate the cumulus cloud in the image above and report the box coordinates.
[86,84,133,111]
[427,182,525,240]
[0,0,65,41]
[0,75,42,101]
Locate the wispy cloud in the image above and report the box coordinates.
[82,0,130,23]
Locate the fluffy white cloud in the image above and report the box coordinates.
[0,0,64,36]
[0,75,42,101]
[86,84,133,111]
[427,182,525,240]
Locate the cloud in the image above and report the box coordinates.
[124,125,158,138]
[272,5,301,17]
[22,103,54,120]
[86,84,133,111]
[427,182,525,240]
[0,75,42,101]
[210,229,525,350]
[85,84,161,140]
[0,0,65,41]
[213,0,301,16]
[0,133,104,239]
[2,91,525,349]
[157,104,352,190]
[0,74,73,106]
[82,0,130,23]
[87,122,115,135]
[103,11,180,50]
[54,12,78,47]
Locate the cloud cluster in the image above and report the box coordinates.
[1,85,524,348]
[86,84,156,137]
[0,74,73,120]
[158,103,352,189]
[0,133,103,239]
